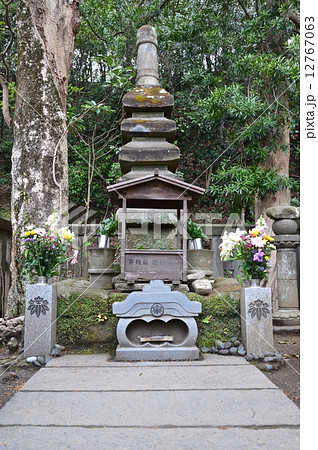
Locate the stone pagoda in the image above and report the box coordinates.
[107,25,204,284]
[109,25,204,361]
[118,24,180,181]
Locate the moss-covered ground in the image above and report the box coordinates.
[56,292,241,354]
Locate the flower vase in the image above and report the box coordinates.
[37,276,47,284]
[188,238,203,250]
[249,279,261,287]
[240,281,274,358]
[24,279,57,359]
[98,235,111,248]
[88,248,116,289]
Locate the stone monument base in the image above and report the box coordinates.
[115,346,200,361]
[272,309,300,330]
[88,269,114,289]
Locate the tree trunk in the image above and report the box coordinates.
[255,127,291,232]
[6,0,81,317]
[255,125,290,311]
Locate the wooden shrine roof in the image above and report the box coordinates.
[107,169,205,208]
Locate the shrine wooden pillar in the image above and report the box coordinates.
[183,199,188,281]
[121,197,127,274]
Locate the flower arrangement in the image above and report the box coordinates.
[219,216,275,282]
[21,213,78,280]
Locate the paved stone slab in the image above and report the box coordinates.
[46,353,249,367]
[0,390,299,427]
[22,365,276,391]
[0,426,300,450]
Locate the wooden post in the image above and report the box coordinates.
[182,200,187,281]
[176,208,181,249]
[121,198,127,275]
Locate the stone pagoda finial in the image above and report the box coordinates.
[136,25,159,86]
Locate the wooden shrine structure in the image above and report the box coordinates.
[108,169,204,281]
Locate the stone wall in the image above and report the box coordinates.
[0,316,24,352]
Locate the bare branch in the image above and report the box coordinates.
[237,0,251,18]
[81,13,108,42]
[0,76,12,128]
[0,0,15,128]
[0,0,15,80]
[255,0,259,16]
[289,11,300,31]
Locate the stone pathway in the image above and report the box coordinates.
[0,354,299,449]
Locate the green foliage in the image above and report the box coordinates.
[99,213,118,236]
[188,293,241,348]
[0,0,300,219]
[187,218,207,239]
[57,293,127,346]
[205,162,293,216]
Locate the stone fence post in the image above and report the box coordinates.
[266,206,300,329]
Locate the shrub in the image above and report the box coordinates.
[56,293,126,350]
[56,292,241,353]
[188,293,241,348]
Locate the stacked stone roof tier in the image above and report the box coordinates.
[118,26,180,180]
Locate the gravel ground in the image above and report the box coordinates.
[261,331,300,407]
[0,331,300,409]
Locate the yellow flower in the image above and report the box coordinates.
[62,229,72,241]
[25,230,36,237]
[265,256,269,260]
[249,229,259,237]
[264,235,274,242]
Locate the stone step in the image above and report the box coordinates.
[22,364,276,391]
[0,389,299,428]
[0,426,300,450]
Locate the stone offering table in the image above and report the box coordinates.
[112,280,201,360]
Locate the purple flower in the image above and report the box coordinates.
[260,266,264,271]
[253,250,264,262]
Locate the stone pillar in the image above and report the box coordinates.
[240,283,274,357]
[266,206,300,329]
[24,280,57,358]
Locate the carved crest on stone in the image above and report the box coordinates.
[150,303,164,317]
[27,296,50,318]
[248,299,270,321]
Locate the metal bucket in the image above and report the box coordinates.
[98,235,110,248]
[188,238,203,250]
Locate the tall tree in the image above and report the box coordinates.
[251,0,300,223]
[5,0,81,316]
